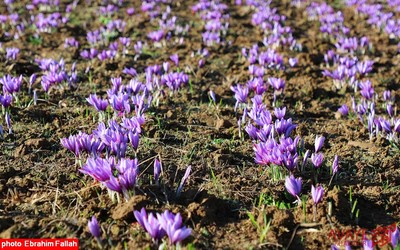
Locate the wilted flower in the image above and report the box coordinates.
[285,175,302,198]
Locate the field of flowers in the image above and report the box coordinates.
[0,0,399,249]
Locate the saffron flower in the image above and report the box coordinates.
[87,94,109,111]
[157,210,192,245]
[338,104,349,116]
[332,155,339,174]
[60,135,80,156]
[6,47,19,60]
[274,107,286,119]
[134,208,191,245]
[311,185,324,204]
[0,94,12,107]
[363,238,373,250]
[134,208,165,242]
[154,158,161,184]
[88,216,101,239]
[391,225,399,247]
[170,54,179,66]
[176,165,191,197]
[209,90,216,103]
[285,175,302,198]
[311,152,324,168]
[314,135,325,153]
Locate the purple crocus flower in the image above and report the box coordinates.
[338,104,349,116]
[289,58,298,67]
[391,226,399,248]
[128,131,140,151]
[157,210,191,245]
[80,157,113,182]
[87,94,109,112]
[0,94,12,107]
[383,90,392,102]
[6,47,19,60]
[387,104,394,117]
[127,7,135,16]
[285,175,302,198]
[332,155,339,174]
[88,216,101,238]
[311,185,324,204]
[363,238,373,250]
[198,59,205,68]
[311,153,324,168]
[274,107,286,119]
[359,80,374,100]
[109,93,131,115]
[176,165,191,197]
[0,74,22,94]
[29,73,37,89]
[122,67,137,77]
[154,158,161,183]
[245,124,258,140]
[314,135,325,153]
[231,84,248,111]
[209,90,216,103]
[61,135,80,156]
[104,176,122,192]
[302,149,310,169]
[134,208,166,242]
[170,54,179,66]
[148,30,164,42]
[268,77,285,92]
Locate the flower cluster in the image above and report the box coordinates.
[36,58,77,93]
[134,208,191,246]
[81,157,139,201]
[192,0,230,46]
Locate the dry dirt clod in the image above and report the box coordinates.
[111,195,148,221]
